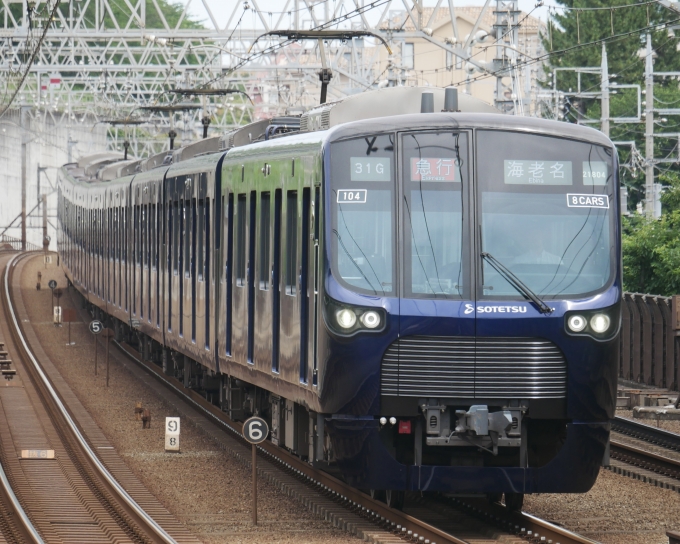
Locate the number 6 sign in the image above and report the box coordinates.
[242,416,269,444]
[242,416,269,526]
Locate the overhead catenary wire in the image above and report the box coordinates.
[192,0,390,94]
[450,16,680,90]
[0,0,64,118]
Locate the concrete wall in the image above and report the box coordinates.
[0,108,107,248]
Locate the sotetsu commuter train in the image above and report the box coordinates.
[58,87,620,510]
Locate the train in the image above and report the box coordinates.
[57,86,621,510]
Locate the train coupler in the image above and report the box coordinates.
[421,400,526,453]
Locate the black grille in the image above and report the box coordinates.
[381,336,567,399]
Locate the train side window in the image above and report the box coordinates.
[108,207,112,261]
[180,199,186,277]
[205,197,211,348]
[114,207,119,261]
[285,190,298,295]
[259,192,271,290]
[97,210,104,257]
[139,205,143,267]
[205,197,210,282]
[121,207,130,264]
[151,203,156,270]
[172,201,179,274]
[156,202,161,271]
[198,198,205,281]
[142,204,148,268]
[272,189,282,373]
[139,204,143,266]
[185,199,192,277]
[226,193,234,355]
[133,204,139,265]
[236,194,246,286]
[145,203,150,268]
[120,206,124,262]
[167,199,173,331]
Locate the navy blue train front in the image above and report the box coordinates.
[319,115,619,508]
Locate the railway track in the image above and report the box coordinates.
[104,313,596,544]
[0,252,193,544]
[609,416,680,492]
[0,258,44,544]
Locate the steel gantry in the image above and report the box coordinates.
[1,0,530,156]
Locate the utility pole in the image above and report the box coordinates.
[20,104,29,251]
[42,194,48,252]
[493,0,520,113]
[67,136,77,163]
[645,33,655,219]
[601,44,610,137]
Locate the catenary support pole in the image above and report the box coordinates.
[601,43,610,137]
[645,33,655,218]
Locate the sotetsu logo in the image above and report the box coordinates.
[463,304,528,314]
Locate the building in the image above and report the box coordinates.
[372,6,546,114]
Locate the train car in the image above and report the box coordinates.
[57,86,620,510]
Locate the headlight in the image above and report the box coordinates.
[567,314,587,332]
[565,304,620,340]
[336,308,357,329]
[361,310,381,329]
[324,296,386,335]
[590,313,610,334]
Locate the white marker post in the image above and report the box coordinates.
[165,417,180,452]
[242,416,269,526]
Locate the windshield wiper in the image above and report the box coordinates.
[481,252,553,314]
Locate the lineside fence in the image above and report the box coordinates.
[620,293,680,391]
[0,234,41,252]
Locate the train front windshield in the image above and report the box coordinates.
[329,129,615,300]
[478,130,615,299]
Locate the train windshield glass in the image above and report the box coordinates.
[477,130,615,298]
[401,131,469,299]
[329,134,395,295]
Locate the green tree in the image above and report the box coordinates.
[622,211,680,294]
[544,1,680,212]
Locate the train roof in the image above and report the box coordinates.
[327,111,614,148]
[61,87,613,190]
[300,86,498,132]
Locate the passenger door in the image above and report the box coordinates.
[395,131,475,397]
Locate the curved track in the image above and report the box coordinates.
[1,252,179,544]
[0,254,44,544]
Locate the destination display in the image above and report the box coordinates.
[350,157,391,182]
[410,157,459,182]
[583,161,608,185]
[504,160,573,185]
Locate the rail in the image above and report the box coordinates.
[612,416,680,451]
[620,292,679,391]
[3,252,177,544]
[0,430,44,543]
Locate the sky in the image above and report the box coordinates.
[179,0,553,32]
